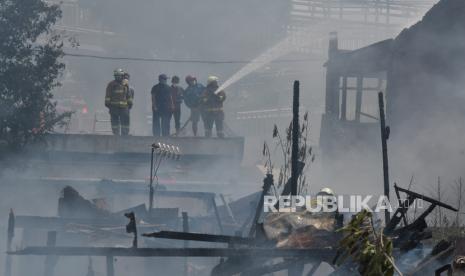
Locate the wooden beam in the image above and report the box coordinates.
[378,91,390,224]
[291,80,300,196]
[10,247,336,258]
[355,76,363,121]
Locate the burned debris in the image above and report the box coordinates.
[385,185,458,252]
[5,83,457,276]
[7,175,461,275]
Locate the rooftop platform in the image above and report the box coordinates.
[41,134,244,159]
[0,134,250,187]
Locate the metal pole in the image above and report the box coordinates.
[291,81,300,196]
[182,212,189,276]
[149,147,155,214]
[4,209,14,276]
[378,92,390,224]
[44,231,57,276]
[106,256,115,276]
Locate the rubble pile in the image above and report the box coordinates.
[264,211,339,248]
[58,186,112,218]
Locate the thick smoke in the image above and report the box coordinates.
[387,0,465,193]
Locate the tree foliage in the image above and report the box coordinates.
[0,0,70,148]
[334,210,397,276]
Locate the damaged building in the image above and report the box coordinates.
[320,0,465,186]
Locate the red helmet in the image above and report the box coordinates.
[185,75,196,83]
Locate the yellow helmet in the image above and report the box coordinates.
[207,75,219,85]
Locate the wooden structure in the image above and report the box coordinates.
[319,32,393,159]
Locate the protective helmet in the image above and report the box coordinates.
[317,187,335,196]
[207,76,219,86]
[171,75,180,84]
[185,75,196,83]
[159,74,168,81]
[114,68,124,77]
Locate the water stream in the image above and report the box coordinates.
[216,26,327,93]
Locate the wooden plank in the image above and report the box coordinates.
[10,247,336,258]
[143,231,253,244]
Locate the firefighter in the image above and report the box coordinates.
[312,187,336,209]
[151,74,174,137]
[201,76,226,138]
[105,69,132,136]
[317,187,335,197]
[123,72,135,107]
[170,75,184,134]
[183,75,205,136]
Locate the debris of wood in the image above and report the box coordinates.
[264,211,338,249]
[58,186,112,218]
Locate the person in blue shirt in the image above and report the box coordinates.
[183,75,205,136]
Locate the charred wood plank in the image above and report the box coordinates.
[143,231,253,244]
[10,247,336,258]
[394,185,458,212]
[291,80,300,196]
[249,173,273,238]
[385,184,458,234]
[378,91,390,224]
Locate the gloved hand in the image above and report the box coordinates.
[216,92,225,102]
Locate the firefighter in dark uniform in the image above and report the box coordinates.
[201,76,226,138]
[151,74,174,137]
[105,69,133,135]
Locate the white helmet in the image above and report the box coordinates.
[317,187,335,196]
